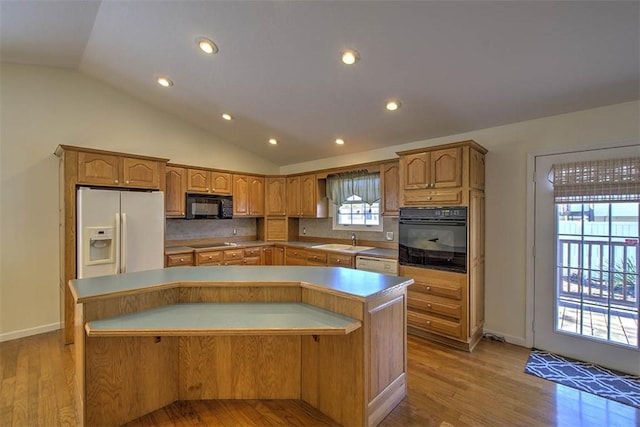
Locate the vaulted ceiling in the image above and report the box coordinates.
[2,1,638,165]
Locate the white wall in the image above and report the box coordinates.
[0,64,279,339]
[1,62,638,345]
[282,101,640,345]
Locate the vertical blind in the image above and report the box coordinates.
[552,156,640,203]
[326,170,380,205]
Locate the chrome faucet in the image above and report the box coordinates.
[351,233,357,247]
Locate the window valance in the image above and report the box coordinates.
[326,170,380,205]
[552,156,640,203]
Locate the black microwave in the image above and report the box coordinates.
[185,194,233,219]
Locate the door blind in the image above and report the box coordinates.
[552,156,640,203]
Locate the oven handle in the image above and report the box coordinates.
[399,219,466,226]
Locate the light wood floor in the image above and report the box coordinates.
[1,330,638,426]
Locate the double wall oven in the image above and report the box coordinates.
[398,207,467,273]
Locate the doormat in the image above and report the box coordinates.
[524,349,640,409]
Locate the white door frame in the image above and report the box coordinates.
[524,139,640,349]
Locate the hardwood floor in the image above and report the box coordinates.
[1,330,638,426]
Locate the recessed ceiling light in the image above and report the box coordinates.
[157,77,173,87]
[335,138,345,145]
[268,138,278,145]
[196,37,218,55]
[341,49,359,65]
[221,113,232,121]
[386,100,401,111]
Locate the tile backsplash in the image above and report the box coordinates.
[299,217,398,243]
[166,218,256,241]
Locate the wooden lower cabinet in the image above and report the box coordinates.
[327,253,353,268]
[403,265,483,351]
[166,253,194,267]
[195,250,223,266]
[285,248,308,266]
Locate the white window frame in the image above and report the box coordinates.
[331,195,383,232]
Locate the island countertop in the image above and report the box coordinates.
[70,266,413,303]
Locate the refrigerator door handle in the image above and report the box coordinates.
[121,213,127,274]
[115,213,121,274]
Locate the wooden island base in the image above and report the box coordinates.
[71,268,412,427]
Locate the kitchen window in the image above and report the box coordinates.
[327,170,382,231]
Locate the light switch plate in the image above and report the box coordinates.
[385,231,394,241]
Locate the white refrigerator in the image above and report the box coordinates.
[77,187,165,279]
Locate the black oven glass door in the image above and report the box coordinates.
[399,212,467,273]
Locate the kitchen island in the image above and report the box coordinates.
[70,266,413,427]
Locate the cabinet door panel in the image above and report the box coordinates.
[187,169,210,193]
[166,167,186,217]
[286,176,301,216]
[431,148,461,188]
[211,172,232,195]
[122,158,159,188]
[381,162,399,216]
[266,177,287,216]
[232,175,249,216]
[300,174,317,217]
[403,153,429,189]
[78,152,120,185]
[249,176,265,216]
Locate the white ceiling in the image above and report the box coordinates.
[2,1,638,165]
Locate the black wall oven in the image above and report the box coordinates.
[399,207,467,273]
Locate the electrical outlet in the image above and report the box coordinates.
[385,231,394,241]
[302,227,306,235]
[233,228,237,235]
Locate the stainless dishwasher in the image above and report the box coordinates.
[355,256,398,276]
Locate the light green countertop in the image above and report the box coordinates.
[70,266,413,303]
[86,302,361,337]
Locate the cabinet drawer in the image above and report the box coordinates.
[306,250,327,265]
[403,189,462,205]
[223,249,244,260]
[196,251,223,266]
[166,253,194,267]
[285,248,307,260]
[242,256,261,265]
[243,247,262,258]
[408,311,462,339]
[327,253,353,268]
[410,281,462,300]
[407,291,461,319]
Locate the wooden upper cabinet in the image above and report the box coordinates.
[211,172,232,195]
[77,152,120,186]
[381,161,400,216]
[431,148,462,188]
[249,176,265,216]
[233,174,264,217]
[469,148,486,190]
[165,166,186,217]
[122,158,160,188]
[266,177,287,216]
[77,152,161,189]
[286,176,301,216]
[401,148,461,190]
[300,174,317,217]
[233,174,249,216]
[187,169,231,194]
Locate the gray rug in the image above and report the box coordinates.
[525,349,640,409]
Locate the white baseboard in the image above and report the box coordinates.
[482,328,528,347]
[0,322,61,343]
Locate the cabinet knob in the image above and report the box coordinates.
[114,179,119,184]
[427,196,432,201]
[206,187,209,191]
[180,258,184,262]
[208,256,213,259]
[427,303,432,308]
[126,180,130,184]
[426,320,431,325]
[181,212,185,215]
[337,260,342,263]
[426,286,431,291]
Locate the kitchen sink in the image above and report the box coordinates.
[310,243,374,252]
